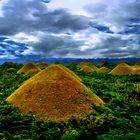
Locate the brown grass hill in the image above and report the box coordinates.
[132,67,140,75]
[132,65,139,69]
[80,65,94,73]
[6,64,104,121]
[77,62,98,69]
[35,62,49,70]
[90,65,98,70]
[17,62,41,75]
[97,61,109,67]
[77,62,92,68]
[57,64,81,82]
[117,62,130,67]
[25,69,40,76]
[109,63,133,75]
[98,67,110,73]
[77,62,98,72]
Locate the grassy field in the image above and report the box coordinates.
[0,62,140,140]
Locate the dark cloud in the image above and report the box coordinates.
[0,36,28,58]
[30,34,84,57]
[89,22,114,33]
[84,0,140,33]
[0,36,8,41]
[98,36,140,58]
[0,0,90,36]
[0,0,139,59]
[120,18,140,34]
[41,0,51,3]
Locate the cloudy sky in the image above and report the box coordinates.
[0,0,139,59]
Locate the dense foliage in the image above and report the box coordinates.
[0,62,140,140]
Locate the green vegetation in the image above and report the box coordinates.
[0,62,140,139]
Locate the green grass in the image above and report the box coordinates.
[0,62,139,139]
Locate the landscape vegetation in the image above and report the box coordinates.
[0,0,140,139]
[0,61,140,140]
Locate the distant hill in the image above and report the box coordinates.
[0,56,139,64]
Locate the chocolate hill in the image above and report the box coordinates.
[133,67,140,75]
[97,61,109,67]
[35,62,49,70]
[17,62,41,75]
[77,62,98,70]
[109,63,133,75]
[80,65,95,72]
[77,62,93,68]
[58,64,81,81]
[77,62,98,73]
[6,64,104,121]
[132,65,139,69]
[98,67,110,73]
[25,69,40,76]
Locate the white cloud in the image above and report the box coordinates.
[0,0,9,17]
[0,0,139,59]
[84,0,140,33]
[13,33,39,43]
[0,54,17,59]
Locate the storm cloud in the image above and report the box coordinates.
[0,0,139,58]
[0,0,90,35]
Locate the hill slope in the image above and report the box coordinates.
[7,64,104,121]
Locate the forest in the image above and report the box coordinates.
[0,61,140,140]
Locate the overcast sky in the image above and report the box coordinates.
[0,0,139,59]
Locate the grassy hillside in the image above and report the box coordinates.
[0,62,140,140]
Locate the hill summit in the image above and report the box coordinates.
[80,65,95,72]
[35,62,49,70]
[133,67,140,75]
[77,62,98,72]
[17,62,41,75]
[110,63,133,75]
[77,62,98,70]
[6,64,104,121]
[98,67,110,73]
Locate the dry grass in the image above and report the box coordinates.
[77,62,98,70]
[77,62,98,73]
[98,67,109,73]
[80,65,94,72]
[97,61,109,67]
[110,63,133,75]
[35,62,49,70]
[132,67,140,75]
[132,65,139,69]
[17,62,41,74]
[58,64,81,81]
[25,69,40,76]
[77,62,93,68]
[7,64,104,121]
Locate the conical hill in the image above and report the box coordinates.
[81,65,94,72]
[6,64,104,121]
[24,69,40,76]
[98,67,109,73]
[35,62,49,70]
[77,62,92,68]
[132,65,139,69]
[133,67,140,75]
[57,64,81,81]
[109,63,133,75]
[116,62,132,67]
[17,62,41,75]
[77,62,98,70]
